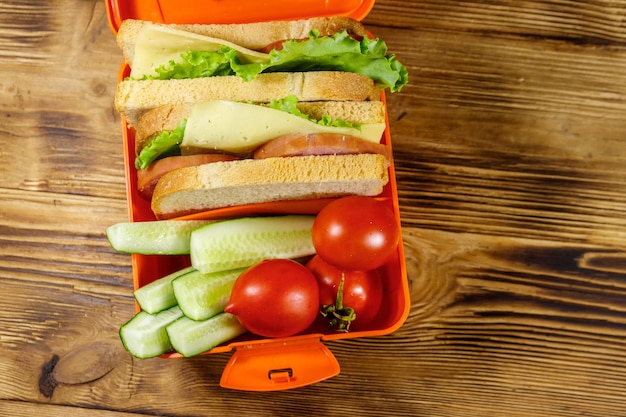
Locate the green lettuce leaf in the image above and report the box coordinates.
[142,30,408,92]
[148,47,239,80]
[135,120,186,169]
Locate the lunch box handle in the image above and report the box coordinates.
[220,336,340,391]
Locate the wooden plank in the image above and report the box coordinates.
[0,400,147,417]
[0,67,126,199]
[393,144,626,244]
[0,0,124,199]
[380,28,626,156]
[364,0,626,43]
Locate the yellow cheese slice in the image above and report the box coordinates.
[181,101,386,154]
[131,23,269,79]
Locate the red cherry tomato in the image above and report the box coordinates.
[312,196,400,271]
[306,255,383,331]
[224,259,319,338]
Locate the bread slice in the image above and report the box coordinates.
[117,17,368,64]
[134,100,387,155]
[116,71,382,127]
[151,154,389,219]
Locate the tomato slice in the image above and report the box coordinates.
[137,154,240,200]
[252,133,392,163]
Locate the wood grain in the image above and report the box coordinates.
[1,0,626,416]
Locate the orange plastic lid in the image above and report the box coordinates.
[106,0,375,33]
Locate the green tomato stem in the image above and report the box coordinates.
[321,274,356,332]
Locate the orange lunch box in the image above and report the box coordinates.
[105,0,410,391]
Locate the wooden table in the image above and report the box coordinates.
[2,0,626,415]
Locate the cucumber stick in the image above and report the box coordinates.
[119,306,184,358]
[134,266,195,314]
[167,313,247,357]
[106,220,213,254]
[190,215,316,274]
[172,268,246,321]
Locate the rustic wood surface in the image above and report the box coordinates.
[1,0,626,415]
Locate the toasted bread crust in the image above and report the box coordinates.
[116,72,382,127]
[295,101,386,125]
[117,17,368,64]
[151,154,389,219]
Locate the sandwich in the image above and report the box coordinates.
[113,17,408,219]
[134,95,391,219]
[114,17,408,126]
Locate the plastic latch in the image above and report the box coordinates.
[220,335,340,391]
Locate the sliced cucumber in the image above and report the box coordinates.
[166,313,247,357]
[134,266,195,314]
[190,215,316,274]
[172,268,246,321]
[119,306,184,358]
[106,220,213,254]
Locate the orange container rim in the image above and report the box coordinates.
[106,0,376,33]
